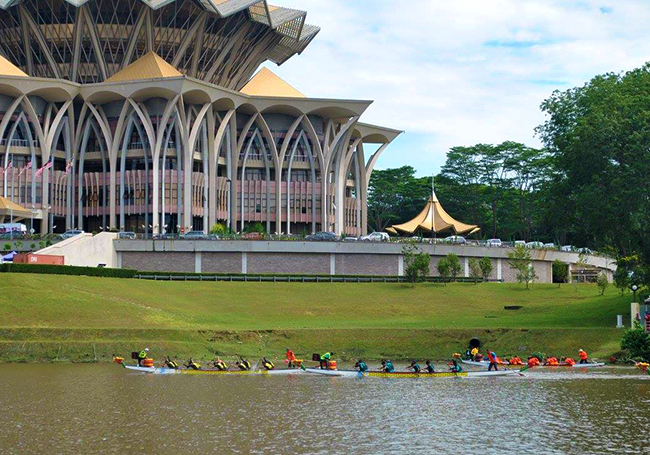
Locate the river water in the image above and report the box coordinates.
[0,364,648,454]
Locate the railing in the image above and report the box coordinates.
[0,139,39,148]
[134,274,489,283]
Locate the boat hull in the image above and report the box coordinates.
[304,368,521,378]
[461,360,605,368]
[122,365,304,375]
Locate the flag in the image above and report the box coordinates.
[65,160,74,173]
[35,160,52,178]
[4,160,12,170]
[26,160,32,170]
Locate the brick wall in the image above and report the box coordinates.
[248,253,330,274]
[335,254,398,275]
[202,253,242,273]
[122,252,194,273]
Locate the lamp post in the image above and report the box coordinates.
[632,285,638,303]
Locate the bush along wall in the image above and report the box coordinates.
[0,263,137,278]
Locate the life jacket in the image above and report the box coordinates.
[471,348,479,356]
[509,357,522,365]
[488,351,497,362]
[579,351,588,360]
[546,357,559,366]
[412,363,421,373]
[238,360,251,371]
[385,361,395,373]
[286,350,296,361]
[425,364,435,373]
[262,360,275,370]
[166,360,178,369]
[357,362,368,372]
[215,360,227,370]
[450,361,462,372]
[138,350,147,360]
[564,358,576,366]
[187,361,200,370]
[321,352,331,361]
[528,357,540,367]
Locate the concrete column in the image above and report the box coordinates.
[195,252,202,273]
[329,253,335,276]
[464,257,469,277]
[116,251,122,269]
[497,258,502,281]
[242,251,247,274]
[398,255,404,276]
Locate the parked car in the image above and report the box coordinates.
[543,243,556,249]
[360,232,390,242]
[445,235,466,244]
[560,245,573,252]
[305,231,337,241]
[181,230,209,240]
[526,241,544,249]
[486,238,502,247]
[514,240,526,247]
[117,231,136,240]
[577,247,593,255]
[62,229,84,239]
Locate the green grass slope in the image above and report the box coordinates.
[0,273,631,363]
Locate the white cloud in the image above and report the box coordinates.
[266,0,650,174]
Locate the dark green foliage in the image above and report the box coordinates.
[596,274,609,295]
[468,258,481,283]
[621,323,650,361]
[243,222,265,234]
[446,253,461,279]
[437,258,451,284]
[552,260,569,285]
[507,245,537,289]
[0,263,137,278]
[479,257,493,281]
[402,242,431,286]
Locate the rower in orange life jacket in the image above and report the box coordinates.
[527,356,540,368]
[578,349,589,364]
[487,350,498,371]
[509,356,523,365]
[563,357,576,366]
[545,356,559,366]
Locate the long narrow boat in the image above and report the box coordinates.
[304,368,522,378]
[461,359,605,368]
[122,365,304,375]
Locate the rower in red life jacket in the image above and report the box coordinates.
[563,357,576,366]
[578,349,589,364]
[509,356,523,365]
[487,350,498,371]
[545,357,559,366]
[285,348,296,368]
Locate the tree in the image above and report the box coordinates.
[437,258,451,284]
[552,260,569,286]
[621,322,650,361]
[446,253,461,280]
[613,255,644,295]
[596,273,609,295]
[506,245,537,289]
[479,257,493,281]
[243,222,265,234]
[402,242,431,287]
[3,243,10,252]
[468,258,481,284]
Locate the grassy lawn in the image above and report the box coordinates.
[0,273,632,362]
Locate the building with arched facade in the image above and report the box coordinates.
[0,0,400,236]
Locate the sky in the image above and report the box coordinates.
[263,0,650,176]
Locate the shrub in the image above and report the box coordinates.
[402,242,430,287]
[30,243,36,250]
[3,243,10,252]
[437,258,451,284]
[552,260,569,285]
[209,223,228,235]
[507,244,537,289]
[468,258,481,284]
[596,273,609,295]
[479,257,493,281]
[621,322,650,361]
[0,263,137,278]
[243,222,265,234]
[446,253,461,280]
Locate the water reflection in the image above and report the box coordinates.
[0,365,647,454]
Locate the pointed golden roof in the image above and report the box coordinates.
[240,67,305,98]
[106,52,182,83]
[0,196,32,220]
[0,55,28,78]
[389,191,480,236]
